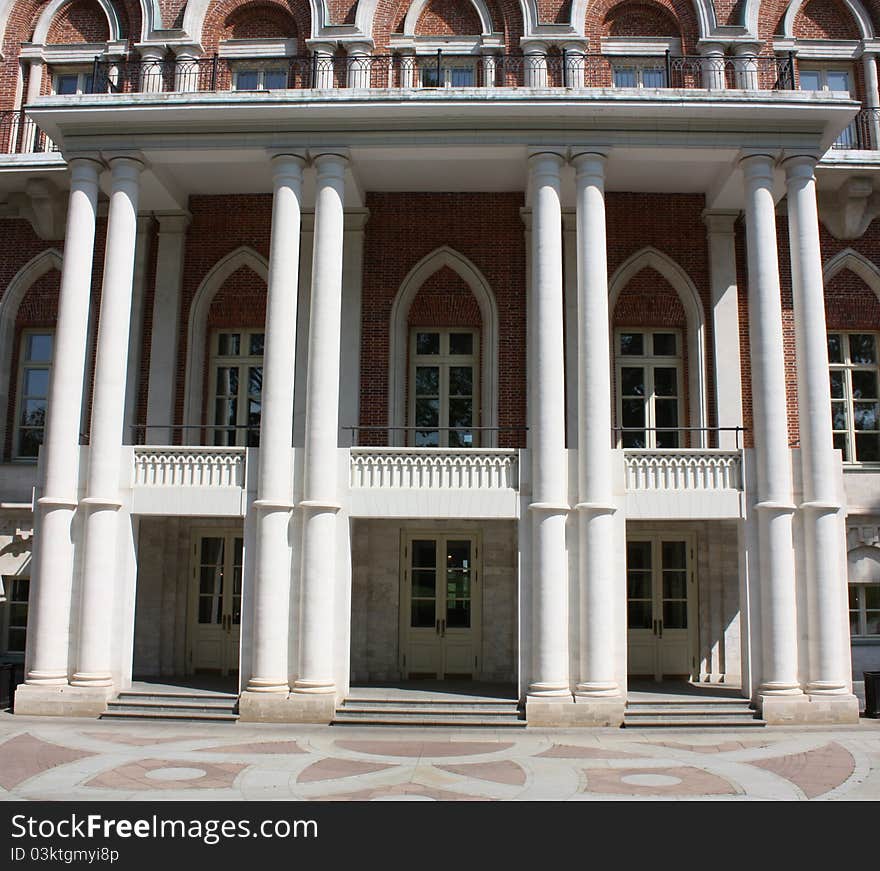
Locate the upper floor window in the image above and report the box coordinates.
[52,69,94,95]
[611,62,666,88]
[14,331,53,460]
[210,330,263,447]
[799,67,857,146]
[616,329,682,448]
[1,575,29,654]
[233,66,288,91]
[829,332,879,463]
[419,59,476,88]
[850,583,880,637]
[410,328,478,447]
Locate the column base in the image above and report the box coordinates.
[14,683,113,717]
[237,690,337,724]
[526,693,624,726]
[758,692,860,724]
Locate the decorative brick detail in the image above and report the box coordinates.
[584,0,698,52]
[823,268,880,329]
[414,0,483,36]
[46,0,111,43]
[202,0,309,51]
[792,0,861,40]
[604,1,681,37]
[407,267,482,326]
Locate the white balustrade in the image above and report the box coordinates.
[133,447,245,488]
[350,448,518,491]
[624,449,742,492]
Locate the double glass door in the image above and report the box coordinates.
[189,533,243,675]
[626,537,694,679]
[401,534,480,679]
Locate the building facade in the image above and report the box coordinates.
[0,0,877,725]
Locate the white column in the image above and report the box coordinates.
[703,210,744,449]
[247,153,305,694]
[740,153,802,698]
[312,45,336,89]
[174,48,202,93]
[18,59,43,151]
[346,44,371,89]
[145,212,191,444]
[784,154,849,695]
[700,42,726,90]
[572,151,620,699]
[25,157,101,685]
[481,51,497,88]
[294,151,347,696]
[734,44,759,90]
[72,155,143,687]
[527,150,570,698]
[564,47,586,88]
[138,45,166,93]
[862,53,880,149]
[123,215,152,436]
[399,50,416,88]
[523,41,548,88]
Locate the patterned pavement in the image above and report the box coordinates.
[1,713,879,801]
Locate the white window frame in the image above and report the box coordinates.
[51,67,95,95]
[209,329,264,447]
[417,56,478,88]
[13,329,53,462]
[408,327,480,447]
[1,574,29,656]
[829,331,880,465]
[615,327,683,449]
[231,63,288,91]
[849,582,880,637]
[611,60,667,88]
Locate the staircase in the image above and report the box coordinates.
[333,695,526,727]
[101,691,239,722]
[623,697,765,728]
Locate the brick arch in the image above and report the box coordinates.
[584,0,697,48]
[414,0,483,34]
[792,0,861,37]
[45,0,110,40]
[207,265,267,327]
[823,268,880,330]
[603,0,681,35]
[220,0,299,37]
[367,0,523,52]
[407,267,483,325]
[202,0,309,50]
[17,0,137,42]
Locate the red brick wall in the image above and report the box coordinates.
[220,4,298,39]
[824,268,880,328]
[175,195,272,435]
[604,1,681,37]
[414,0,483,35]
[360,192,526,448]
[585,0,696,52]
[537,0,571,25]
[407,266,482,325]
[46,0,110,43]
[327,0,358,25]
[202,0,309,51]
[793,0,861,39]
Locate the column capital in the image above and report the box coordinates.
[571,150,608,173]
[739,151,777,179]
[697,41,726,56]
[269,151,307,182]
[310,148,350,169]
[732,41,761,57]
[781,151,821,177]
[155,210,192,233]
[102,151,146,172]
[702,209,739,233]
[520,39,549,54]
[527,149,566,173]
[66,153,104,171]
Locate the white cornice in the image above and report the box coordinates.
[218,39,298,59]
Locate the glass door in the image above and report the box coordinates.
[401,534,479,679]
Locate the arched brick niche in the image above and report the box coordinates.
[823,262,880,330]
[413,0,483,35]
[407,266,483,326]
[584,0,696,51]
[201,0,309,51]
[46,0,110,41]
[369,0,523,52]
[792,0,861,38]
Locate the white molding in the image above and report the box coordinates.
[218,38,298,59]
[20,41,127,63]
[609,246,710,447]
[0,249,63,457]
[775,39,863,60]
[600,37,682,56]
[387,246,499,448]
[182,246,269,436]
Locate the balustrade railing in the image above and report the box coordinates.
[831,107,880,150]
[132,446,245,488]
[0,109,56,155]
[624,449,743,492]
[85,52,795,96]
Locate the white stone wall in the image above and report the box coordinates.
[627,519,742,685]
[350,518,518,683]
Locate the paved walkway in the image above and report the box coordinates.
[2,713,879,801]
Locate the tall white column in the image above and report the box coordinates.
[700,42,726,90]
[294,151,347,697]
[527,151,570,698]
[740,153,802,698]
[25,157,101,686]
[247,153,305,694]
[862,53,880,149]
[784,154,849,696]
[572,152,620,700]
[72,155,143,687]
[145,212,191,444]
[703,210,744,449]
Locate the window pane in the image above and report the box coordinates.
[26,333,53,361]
[866,585,880,609]
[448,397,473,428]
[827,334,842,364]
[248,366,262,399]
[642,68,665,88]
[627,540,652,570]
[662,540,687,570]
[411,599,435,628]
[446,570,471,599]
[799,70,821,90]
[866,612,880,635]
[236,70,259,90]
[621,367,645,396]
[449,366,473,396]
[850,609,860,635]
[450,67,474,87]
[655,398,679,428]
[826,71,850,93]
[833,432,849,460]
[447,541,470,569]
[852,370,878,400]
[656,429,679,448]
[613,67,637,87]
[449,333,473,355]
[653,333,677,356]
[412,539,436,568]
[663,601,688,629]
[627,600,652,629]
[654,368,678,397]
[829,371,845,399]
[421,67,440,87]
[832,401,848,430]
[619,333,643,356]
[56,75,78,95]
[249,333,265,355]
[415,366,439,396]
[627,572,651,600]
[621,398,646,428]
[217,333,240,356]
[663,571,688,600]
[17,429,42,457]
[416,332,440,355]
[264,69,287,89]
[853,402,878,430]
[415,428,439,447]
[415,397,439,427]
[411,569,436,598]
[215,366,239,395]
[24,368,49,397]
[215,398,237,427]
[855,433,880,462]
[20,399,46,427]
[446,599,470,628]
[850,334,877,364]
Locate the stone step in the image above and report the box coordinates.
[625,697,751,707]
[341,700,520,714]
[625,706,756,717]
[106,701,238,715]
[116,692,237,703]
[100,710,238,722]
[335,706,522,722]
[331,714,527,727]
[623,718,766,728]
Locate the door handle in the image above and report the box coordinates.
[436,619,440,635]
[658,621,663,638]
[441,619,446,637]
[652,619,657,636]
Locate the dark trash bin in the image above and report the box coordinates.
[865,671,880,718]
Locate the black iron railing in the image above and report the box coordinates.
[831,107,880,150]
[0,109,56,155]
